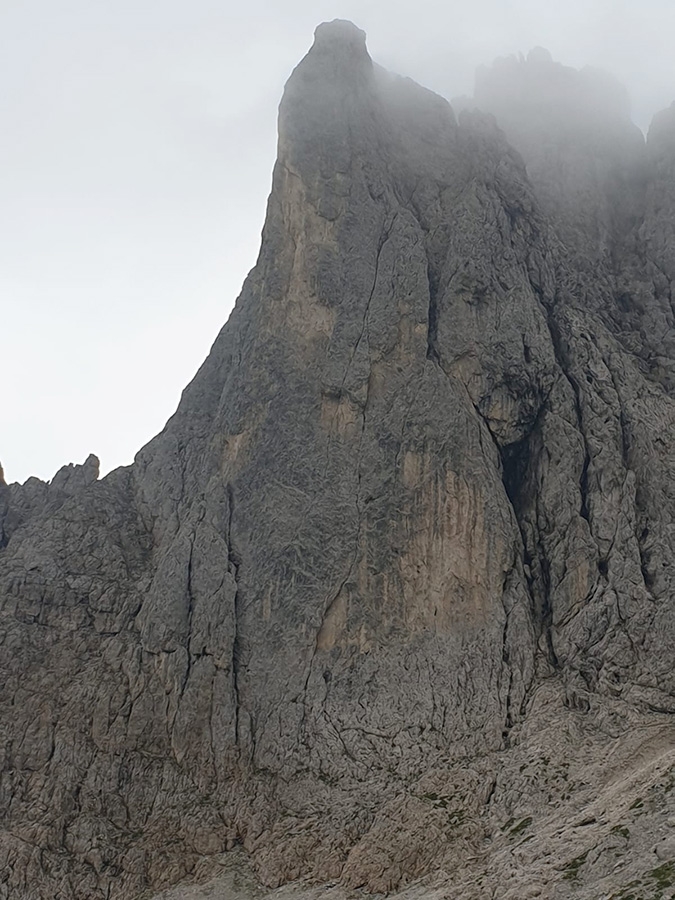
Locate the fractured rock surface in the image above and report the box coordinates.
[2,21,675,900]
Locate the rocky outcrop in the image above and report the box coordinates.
[0,453,100,545]
[1,20,675,900]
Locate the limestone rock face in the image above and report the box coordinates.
[473,50,647,260]
[2,21,675,900]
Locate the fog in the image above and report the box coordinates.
[2,0,674,484]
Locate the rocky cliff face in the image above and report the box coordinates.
[2,21,675,900]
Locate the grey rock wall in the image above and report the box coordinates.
[1,20,675,900]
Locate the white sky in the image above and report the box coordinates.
[2,0,674,484]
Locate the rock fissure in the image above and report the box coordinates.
[225,484,241,747]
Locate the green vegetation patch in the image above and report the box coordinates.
[420,792,466,825]
[607,885,639,900]
[509,816,533,836]
[562,849,589,881]
[447,808,465,827]
[607,863,675,900]
[649,861,675,890]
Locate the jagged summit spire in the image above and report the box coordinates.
[313,18,366,49]
[306,18,370,72]
[276,18,373,178]
[302,18,371,75]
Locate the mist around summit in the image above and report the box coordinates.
[3,0,675,484]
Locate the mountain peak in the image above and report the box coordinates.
[527,45,553,64]
[305,18,371,74]
[3,22,675,900]
[313,18,366,48]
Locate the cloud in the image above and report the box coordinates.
[2,0,673,481]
